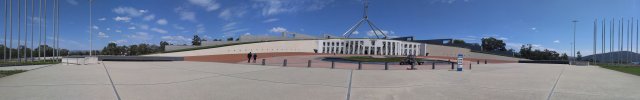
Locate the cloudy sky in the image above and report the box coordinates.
[2,0,640,55]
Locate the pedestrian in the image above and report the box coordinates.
[253,53,258,63]
[247,52,252,63]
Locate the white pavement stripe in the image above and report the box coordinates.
[101,62,122,100]
[547,66,567,100]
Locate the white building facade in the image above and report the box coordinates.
[318,39,427,56]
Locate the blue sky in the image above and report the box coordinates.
[3,0,640,55]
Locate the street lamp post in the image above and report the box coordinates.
[89,0,93,56]
[572,20,578,64]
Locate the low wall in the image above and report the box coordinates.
[149,40,319,57]
[426,44,524,61]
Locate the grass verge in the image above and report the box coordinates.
[341,56,406,62]
[0,70,27,78]
[598,64,640,76]
[0,61,60,67]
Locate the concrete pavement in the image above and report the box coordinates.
[0,62,638,100]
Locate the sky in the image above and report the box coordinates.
[1,0,639,56]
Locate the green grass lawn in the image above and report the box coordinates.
[0,70,27,78]
[341,56,406,62]
[598,64,640,76]
[0,61,60,67]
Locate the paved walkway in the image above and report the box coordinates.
[0,62,638,100]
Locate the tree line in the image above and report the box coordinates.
[455,37,568,60]
[0,45,69,59]
[100,41,169,56]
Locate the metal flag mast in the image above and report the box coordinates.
[342,0,388,39]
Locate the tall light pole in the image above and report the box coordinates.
[23,0,28,62]
[18,0,22,62]
[31,0,34,61]
[602,18,605,63]
[572,20,578,62]
[3,0,7,62]
[9,0,13,61]
[593,19,597,64]
[89,0,93,56]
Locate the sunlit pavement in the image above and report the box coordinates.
[0,61,638,100]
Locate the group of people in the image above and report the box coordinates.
[247,52,258,63]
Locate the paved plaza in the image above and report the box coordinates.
[0,61,639,100]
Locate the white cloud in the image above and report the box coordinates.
[97,32,109,38]
[243,33,252,36]
[113,7,146,17]
[174,7,197,22]
[106,28,111,31]
[161,36,191,44]
[92,25,99,30]
[222,22,238,31]
[219,9,232,20]
[143,14,155,21]
[139,24,150,30]
[115,30,122,33]
[253,0,335,16]
[262,18,279,23]
[173,24,185,30]
[218,8,247,20]
[352,31,360,34]
[196,24,206,33]
[188,0,221,11]
[270,27,287,33]
[498,37,509,40]
[109,39,128,44]
[156,19,168,25]
[127,32,152,40]
[366,30,394,36]
[553,40,560,43]
[66,0,78,5]
[128,26,136,30]
[98,17,106,21]
[221,22,248,37]
[531,27,537,31]
[151,28,169,34]
[114,16,132,22]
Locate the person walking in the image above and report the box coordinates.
[247,52,252,63]
[252,53,258,63]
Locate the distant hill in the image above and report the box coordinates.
[583,51,640,62]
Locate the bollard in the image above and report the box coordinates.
[358,62,362,70]
[469,63,472,70]
[331,61,335,69]
[477,60,480,64]
[485,60,487,64]
[432,62,435,70]
[451,62,454,70]
[384,62,389,70]
[308,60,312,67]
[262,59,266,66]
[283,59,287,67]
[410,63,415,70]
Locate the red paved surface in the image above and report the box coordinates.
[185,52,325,63]
[184,52,518,70]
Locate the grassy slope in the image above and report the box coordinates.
[341,56,406,62]
[0,61,60,67]
[0,70,27,78]
[598,64,640,76]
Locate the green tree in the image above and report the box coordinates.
[452,40,466,44]
[227,37,234,41]
[576,51,582,60]
[159,41,169,51]
[192,35,202,46]
[560,53,568,60]
[481,37,506,51]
